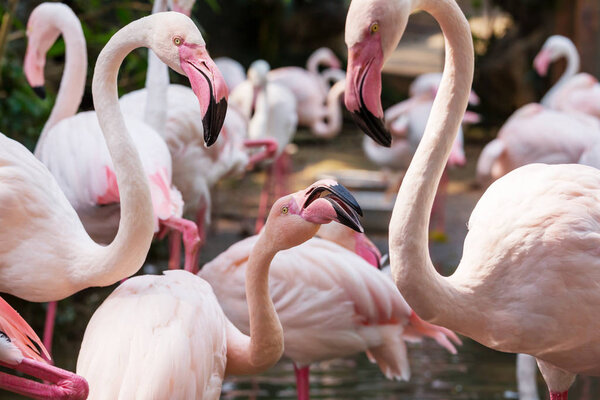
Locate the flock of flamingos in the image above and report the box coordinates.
[1,0,600,398]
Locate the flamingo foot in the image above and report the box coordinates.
[0,358,88,400]
[293,364,310,400]
[42,301,57,359]
[161,217,201,273]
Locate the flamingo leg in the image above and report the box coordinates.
[549,391,568,400]
[293,364,310,400]
[42,301,57,358]
[0,358,88,400]
[161,217,201,273]
[244,138,278,170]
[167,231,182,270]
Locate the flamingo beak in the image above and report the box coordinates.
[299,180,364,233]
[23,45,46,99]
[345,39,390,147]
[179,44,228,147]
[534,49,552,76]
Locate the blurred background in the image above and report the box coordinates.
[1,0,600,398]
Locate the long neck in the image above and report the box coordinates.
[541,41,580,105]
[389,0,473,328]
[85,18,155,286]
[306,50,334,75]
[40,10,87,137]
[143,0,170,132]
[311,79,345,138]
[243,234,284,370]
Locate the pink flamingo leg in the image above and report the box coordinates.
[244,139,278,170]
[161,217,201,273]
[430,168,449,240]
[0,358,88,400]
[550,391,568,400]
[167,231,182,270]
[293,364,310,400]
[42,301,57,357]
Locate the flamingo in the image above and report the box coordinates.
[24,3,227,272]
[363,72,479,236]
[200,220,460,400]
[268,50,346,138]
[0,296,88,399]
[305,47,342,77]
[345,0,600,399]
[534,35,600,120]
[76,180,364,399]
[475,104,600,187]
[230,60,298,232]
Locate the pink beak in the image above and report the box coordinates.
[23,46,46,99]
[179,43,228,146]
[534,49,552,76]
[345,38,390,147]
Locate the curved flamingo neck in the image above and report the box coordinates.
[225,233,283,374]
[389,0,473,328]
[306,51,328,75]
[85,17,155,286]
[312,79,345,138]
[144,0,170,132]
[39,7,87,138]
[541,40,580,106]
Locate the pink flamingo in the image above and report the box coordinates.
[268,48,346,138]
[534,35,600,120]
[364,72,479,236]
[24,4,226,271]
[76,180,364,399]
[475,104,600,187]
[0,297,88,399]
[201,220,460,400]
[346,0,600,399]
[230,60,298,232]
[23,5,224,350]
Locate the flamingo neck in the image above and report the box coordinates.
[144,0,170,132]
[389,0,473,327]
[85,17,155,286]
[243,233,283,372]
[39,8,87,137]
[306,50,332,75]
[311,79,345,138]
[249,83,269,141]
[542,40,580,106]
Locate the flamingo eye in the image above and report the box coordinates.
[282,206,289,215]
[370,23,379,34]
[173,37,183,46]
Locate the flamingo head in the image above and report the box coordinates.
[23,3,74,99]
[534,35,573,77]
[167,0,195,16]
[262,180,364,251]
[248,60,270,111]
[345,0,413,147]
[149,12,228,146]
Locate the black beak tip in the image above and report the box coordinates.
[203,98,228,147]
[33,86,46,100]
[330,183,363,217]
[350,111,391,148]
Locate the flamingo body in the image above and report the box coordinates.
[214,57,246,91]
[201,235,456,379]
[77,270,228,399]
